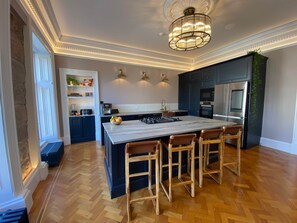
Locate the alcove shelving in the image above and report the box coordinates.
[60,68,100,145]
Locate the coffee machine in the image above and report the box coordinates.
[100,102,112,115]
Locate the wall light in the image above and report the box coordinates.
[141,71,150,81]
[161,73,169,82]
[117,69,126,79]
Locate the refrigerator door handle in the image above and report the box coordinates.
[228,116,245,120]
[213,114,228,118]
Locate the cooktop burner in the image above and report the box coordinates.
[140,117,181,124]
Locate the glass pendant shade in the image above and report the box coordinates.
[169,7,211,51]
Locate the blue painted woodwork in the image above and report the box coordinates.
[69,116,95,143]
[0,208,29,223]
[41,141,64,167]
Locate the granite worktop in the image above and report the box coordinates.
[103,115,235,145]
[100,110,187,118]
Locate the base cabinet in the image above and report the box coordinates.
[70,116,95,143]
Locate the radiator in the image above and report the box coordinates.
[0,208,29,223]
[41,142,64,167]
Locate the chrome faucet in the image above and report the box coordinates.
[161,99,167,111]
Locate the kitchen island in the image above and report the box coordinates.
[103,116,235,198]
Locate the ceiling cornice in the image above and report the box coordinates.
[21,0,297,72]
[192,20,297,70]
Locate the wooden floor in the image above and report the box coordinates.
[29,141,297,223]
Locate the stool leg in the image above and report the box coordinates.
[203,144,207,172]
[199,141,203,188]
[237,136,241,176]
[168,148,173,202]
[155,155,160,215]
[191,146,195,197]
[125,153,131,221]
[221,140,225,178]
[219,141,223,184]
[178,150,182,179]
[160,145,163,183]
[148,152,152,190]
[187,150,190,175]
[206,144,210,166]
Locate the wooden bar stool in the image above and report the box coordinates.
[125,140,160,221]
[222,125,243,176]
[198,129,224,188]
[162,111,175,117]
[160,133,196,202]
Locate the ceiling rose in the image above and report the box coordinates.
[163,0,218,21]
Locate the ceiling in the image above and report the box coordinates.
[22,0,297,71]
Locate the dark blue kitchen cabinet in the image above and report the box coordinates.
[188,80,200,116]
[69,117,83,139]
[178,73,190,110]
[70,116,95,144]
[216,56,252,84]
[201,67,217,88]
[178,53,268,149]
[190,70,202,80]
[178,55,254,114]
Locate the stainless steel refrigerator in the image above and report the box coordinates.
[213,81,248,147]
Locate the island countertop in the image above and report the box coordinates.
[103,115,235,145]
[100,109,187,118]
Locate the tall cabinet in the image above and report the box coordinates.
[60,68,100,145]
[178,53,268,149]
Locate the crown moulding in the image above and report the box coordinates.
[192,20,297,69]
[163,0,219,21]
[21,0,297,72]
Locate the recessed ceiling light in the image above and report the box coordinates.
[225,24,236,30]
[159,32,167,36]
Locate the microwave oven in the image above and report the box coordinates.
[200,88,214,102]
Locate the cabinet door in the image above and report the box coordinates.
[201,67,216,88]
[189,80,200,116]
[217,57,252,84]
[190,70,202,80]
[70,117,83,139]
[178,75,190,110]
[82,116,95,140]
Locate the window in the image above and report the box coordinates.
[32,33,58,145]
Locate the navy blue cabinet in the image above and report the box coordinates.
[178,73,190,110]
[188,80,200,116]
[201,67,217,88]
[70,116,95,144]
[178,55,255,115]
[217,56,252,84]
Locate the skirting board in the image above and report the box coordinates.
[260,137,297,155]
[0,162,48,212]
[23,162,48,211]
[0,195,26,212]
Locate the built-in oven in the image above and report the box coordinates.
[200,88,214,118]
[199,103,213,118]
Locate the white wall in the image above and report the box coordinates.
[261,45,297,154]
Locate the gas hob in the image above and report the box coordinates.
[140,117,181,124]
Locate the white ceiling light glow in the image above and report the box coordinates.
[169,7,211,51]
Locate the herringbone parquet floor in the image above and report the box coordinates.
[29,141,297,223]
